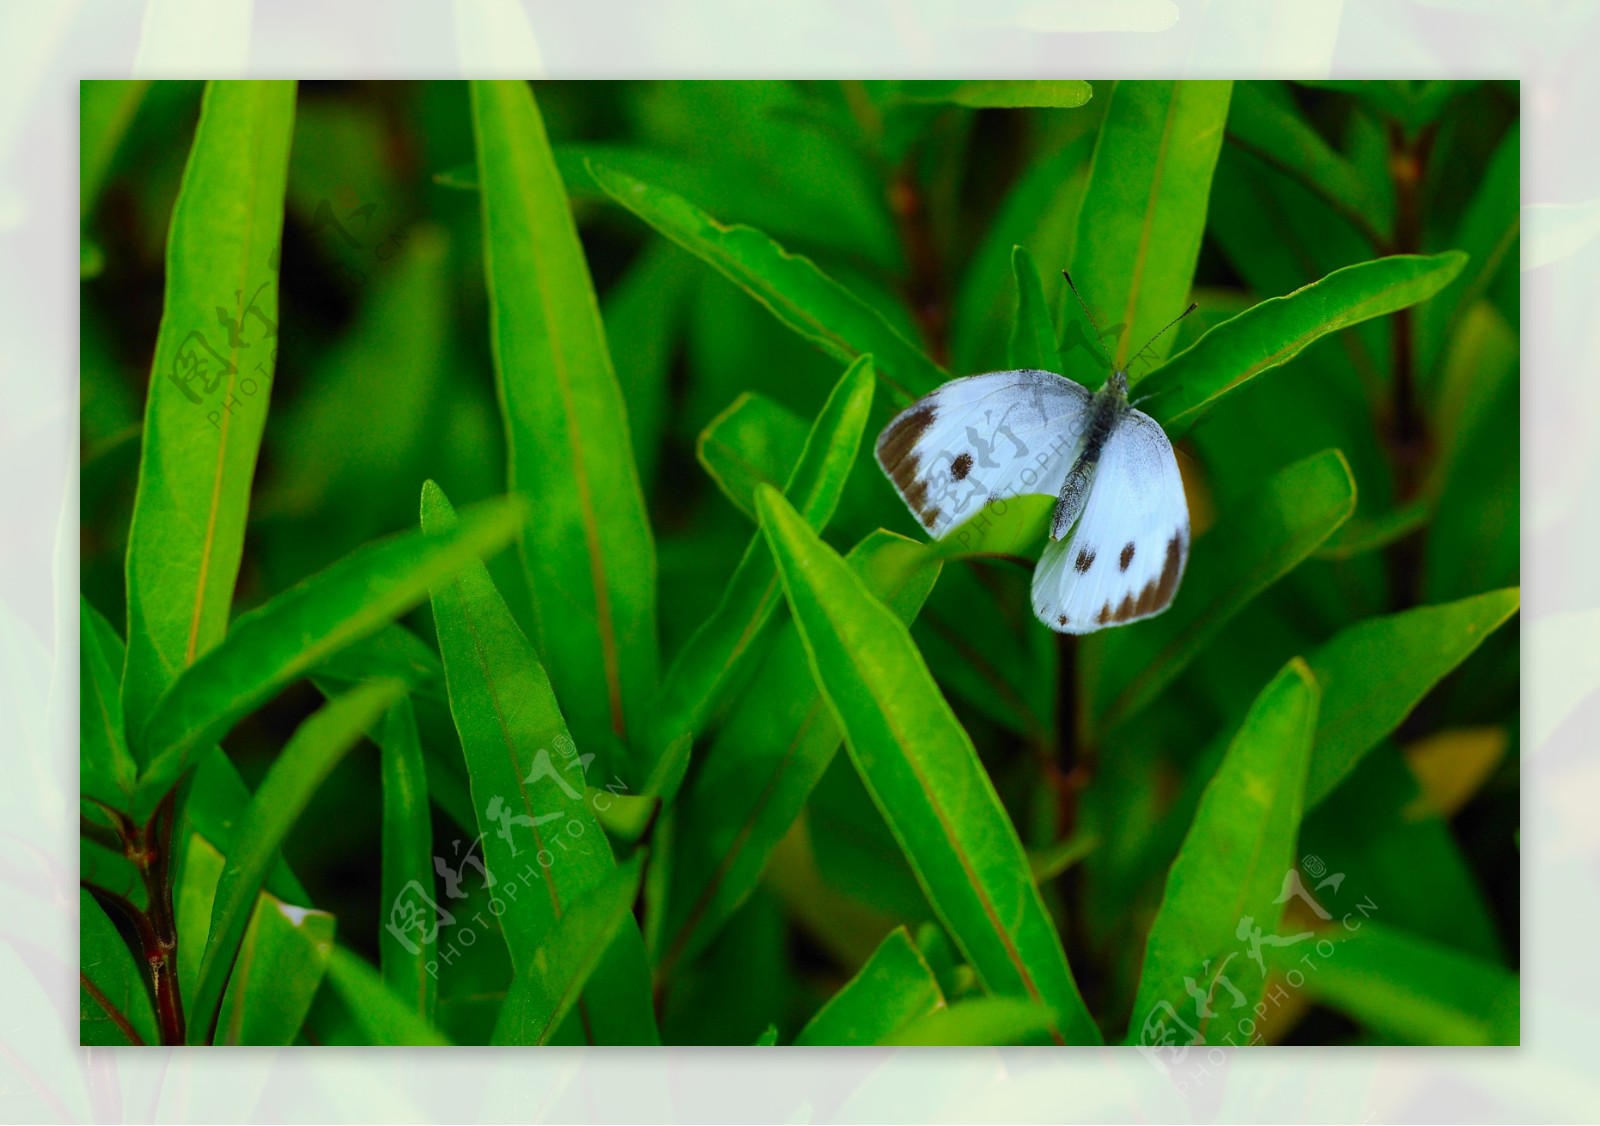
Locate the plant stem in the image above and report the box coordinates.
[1383,120,1436,610]
[887,164,950,366]
[129,790,185,1045]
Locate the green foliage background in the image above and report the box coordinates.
[80,79,1519,1047]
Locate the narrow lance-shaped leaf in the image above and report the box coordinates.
[1268,922,1518,1046]
[173,827,315,1030]
[1139,252,1468,439]
[82,597,137,812]
[123,80,297,733]
[325,946,451,1046]
[756,486,1097,1045]
[1416,121,1520,384]
[471,80,659,773]
[884,998,1062,1047]
[796,926,945,1046]
[1224,81,1391,247]
[953,132,1095,374]
[80,889,158,1046]
[378,696,434,1021]
[591,161,947,401]
[893,80,1093,109]
[696,393,809,520]
[421,480,659,1046]
[1095,449,1357,732]
[80,79,150,220]
[1068,80,1232,375]
[492,858,645,1045]
[1304,586,1520,807]
[133,495,526,819]
[1008,245,1064,372]
[1125,659,1320,1047]
[653,356,876,747]
[658,531,941,973]
[200,842,336,1046]
[189,677,407,1043]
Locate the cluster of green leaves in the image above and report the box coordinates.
[80,78,1518,1046]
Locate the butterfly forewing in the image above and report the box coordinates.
[1030,407,1189,634]
[875,369,1093,538]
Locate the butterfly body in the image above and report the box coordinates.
[875,366,1189,635]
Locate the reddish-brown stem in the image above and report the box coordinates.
[138,790,186,1045]
[1383,120,1437,611]
[888,166,950,366]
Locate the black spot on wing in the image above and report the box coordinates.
[1120,542,1136,571]
[951,452,974,481]
[1074,547,1096,574]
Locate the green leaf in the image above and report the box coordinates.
[924,495,1056,562]
[696,393,809,520]
[173,831,327,1041]
[883,997,1061,1047]
[1068,80,1232,374]
[657,530,941,973]
[183,745,311,906]
[895,80,1093,109]
[654,356,875,745]
[80,889,158,1045]
[755,1024,779,1046]
[1028,832,1101,884]
[325,946,451,1046]
[796,927,945,1046]
[81,597,137,811]
[605,239,698,496]
[755,486,1096,1045]
[421,480,659,1046]
[215,883,335,1045]
[379,696,435,1021]
[1303,587,1521,807]
[590,161,947,401]
[1417,122,1520,383]
[310,623,443,697]
[133,495,526,818]
[1140,253,1468,438]
[1008,245,1064,372]
[952,132,1096,374]
[470,79,659,766]
[1125,659,1320,1046]
[122,81,297,733]
[1272,922,1517,1045]
[260,223,453,536]
[492,857,645,1045]
[1298,80,1467,136]
[189,677,405,1043]
[1315,499,1430,561]
[1096,449,1358,731]
[80,79,150,220]
[1304,746,1504,962]
[1224,81,1390,247]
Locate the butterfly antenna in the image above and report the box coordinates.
[1061,270,1116,373]
[1130,302,1199,370]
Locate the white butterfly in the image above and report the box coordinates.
[875,290,1192,634]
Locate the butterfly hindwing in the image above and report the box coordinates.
[1031,407,1189,634]
[875,369,1094,537]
